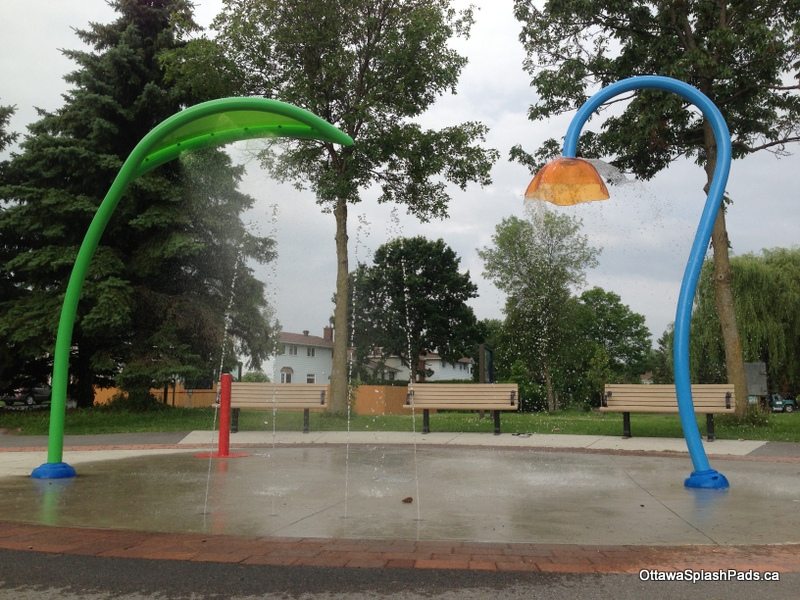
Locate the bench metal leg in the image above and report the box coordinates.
[493,410,501,435]
[423,409,430,434]
[303,409,310,434]
[622,412,632,438]
[230,408,240,433]
[706,414,715,442]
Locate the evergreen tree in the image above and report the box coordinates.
[0,103,15,154]
[0,1,276,405]
[651,325,675,385]
[0,102,24,392]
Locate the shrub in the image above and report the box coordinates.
[241,371,270,382]
[718,405,770,428]
[102,389,168,412]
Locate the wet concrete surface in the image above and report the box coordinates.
[1,445,799,546]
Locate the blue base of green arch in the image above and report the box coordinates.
[31,462,77,479]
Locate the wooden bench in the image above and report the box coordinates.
[404,383,519,435]
[229,382,328,433]
[600,384,735,441]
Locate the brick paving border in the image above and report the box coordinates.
[1,521,799,573]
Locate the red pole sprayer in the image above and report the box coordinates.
[217,373,232,457]
[195,372,247,459]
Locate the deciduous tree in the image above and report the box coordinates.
[165,0,498,412]
[352,236,479,383]
[479,207,599,410]
[512,0,800,416]
[692,248,800,395]
[576,287,652,382]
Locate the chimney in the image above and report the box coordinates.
[303,330,309,336]
[323,326,333,342]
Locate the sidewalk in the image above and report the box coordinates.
[177,429,775,456]
[0,430,786,479]
[1,429,788,456]
[1,431,800,573]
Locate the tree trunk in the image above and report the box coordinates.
[73,340,95,408]
[416,357,426,383]
[703,122,749,417]
[330,197,350,414]
[543,361,555,412]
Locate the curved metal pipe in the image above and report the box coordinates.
[562,76,730,489]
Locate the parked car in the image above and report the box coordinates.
[768,393,798,413]
[1,385,52,408]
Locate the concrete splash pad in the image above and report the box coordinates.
[2,445,800,546]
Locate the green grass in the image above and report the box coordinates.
[2,406,799,442]
[0,406,217,436]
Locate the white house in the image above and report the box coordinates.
[375,351,473,382]
[272,328,334,384]
[271,328,473,384]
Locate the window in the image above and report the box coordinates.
[288,345,298,356]
[280,367,293,384]
[307,347,315,357]
[306,374,316,383]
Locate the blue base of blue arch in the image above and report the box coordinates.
[31,462,77,479]
[684,469,729,489]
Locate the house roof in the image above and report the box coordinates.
[421,351,474,365]
[363,359,401,373]
[279,331,333,349]
[367,349,474,364]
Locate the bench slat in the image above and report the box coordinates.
[604,399,733,405]
[405,403,519,410]
[599,405,734,414]
[231,402,327,409]
[601,398,734,404]
[604,393,732,400]
[603,384,734,394]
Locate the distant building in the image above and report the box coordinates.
[273,327,334,384]
[358,357,403,382]
[272,327,473,384]
[372,350,473,382]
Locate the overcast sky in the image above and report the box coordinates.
[2,0,797,350]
